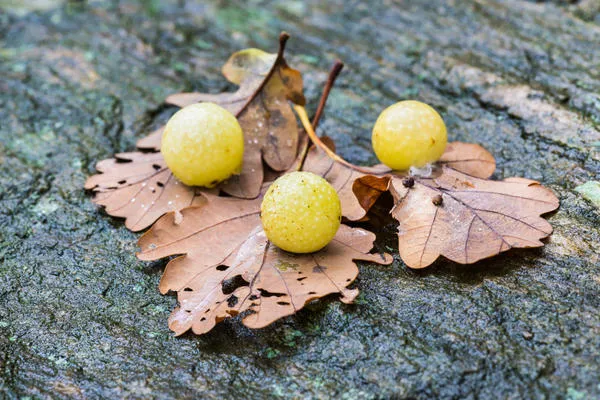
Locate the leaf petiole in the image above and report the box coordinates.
[294,104,356,169]
[292,61,344,172]
[294,104,386,175]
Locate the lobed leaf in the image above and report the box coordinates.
[84,152,205,231]
[137,191,392,336]
[86,33,306,231]
[438,142,496,179]
[302,137,556,269]
[154,32,305,199]
[302,139,391,221]
[304,141,495,221]
[386,167,559,268]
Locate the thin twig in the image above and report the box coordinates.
[294,61,345,171]
[295,104,357,170]
[312,60,344,128]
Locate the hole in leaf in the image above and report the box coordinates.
[222,275,248,295]
[216,265,229,271]
[118,180,126,185]
[183,287,193,292]
[249,294,259,300]
[277,301,291,306]
[200,317,206,321]
[156,181,164,187]
[227,295,238,307]
[152,164,162,170]
[308,291,316,295]
[114,157,132,164]
[297,277,307,282]
[258,289,286,298]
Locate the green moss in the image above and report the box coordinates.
[215,5,274,35]
[575,181,600,209]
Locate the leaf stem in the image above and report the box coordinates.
[236,31,294,118]
[294,104,357,170]
[294,61,345,171]
[312,60,344,129]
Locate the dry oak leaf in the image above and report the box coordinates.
[303,137,556,268]
[85,33,305,231]
[303,140,495,221]
[385,167,559,268]
[137,191,392,335]
[302,137,391,221]
[135,125,164,151]
[138,32,305,199]
[84,152,205,231]
[438,141,496,179]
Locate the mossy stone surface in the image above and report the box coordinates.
[1,1,599,398]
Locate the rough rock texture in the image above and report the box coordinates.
[1,1,599,399]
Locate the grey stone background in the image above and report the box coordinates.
[1,0,599,398]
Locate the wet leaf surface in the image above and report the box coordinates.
[142,33,305,199]
[86,33,305,229]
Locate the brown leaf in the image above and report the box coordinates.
[438,142,496,179]
[149,32,305,199]
[302,136,556,269]
[137,191,392,335]
[86,133,312,232]
[303,141,496,221]
[386,167,559,268]
[303,141,495,221]
[84,152,205,231]
[135,126,163,151]
[302,140,391,221]
[86,34,307,231]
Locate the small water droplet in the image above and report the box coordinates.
[409,164,433,178]
[168,201,173,205]
[141,182,147,187]
[131,198,136,203]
